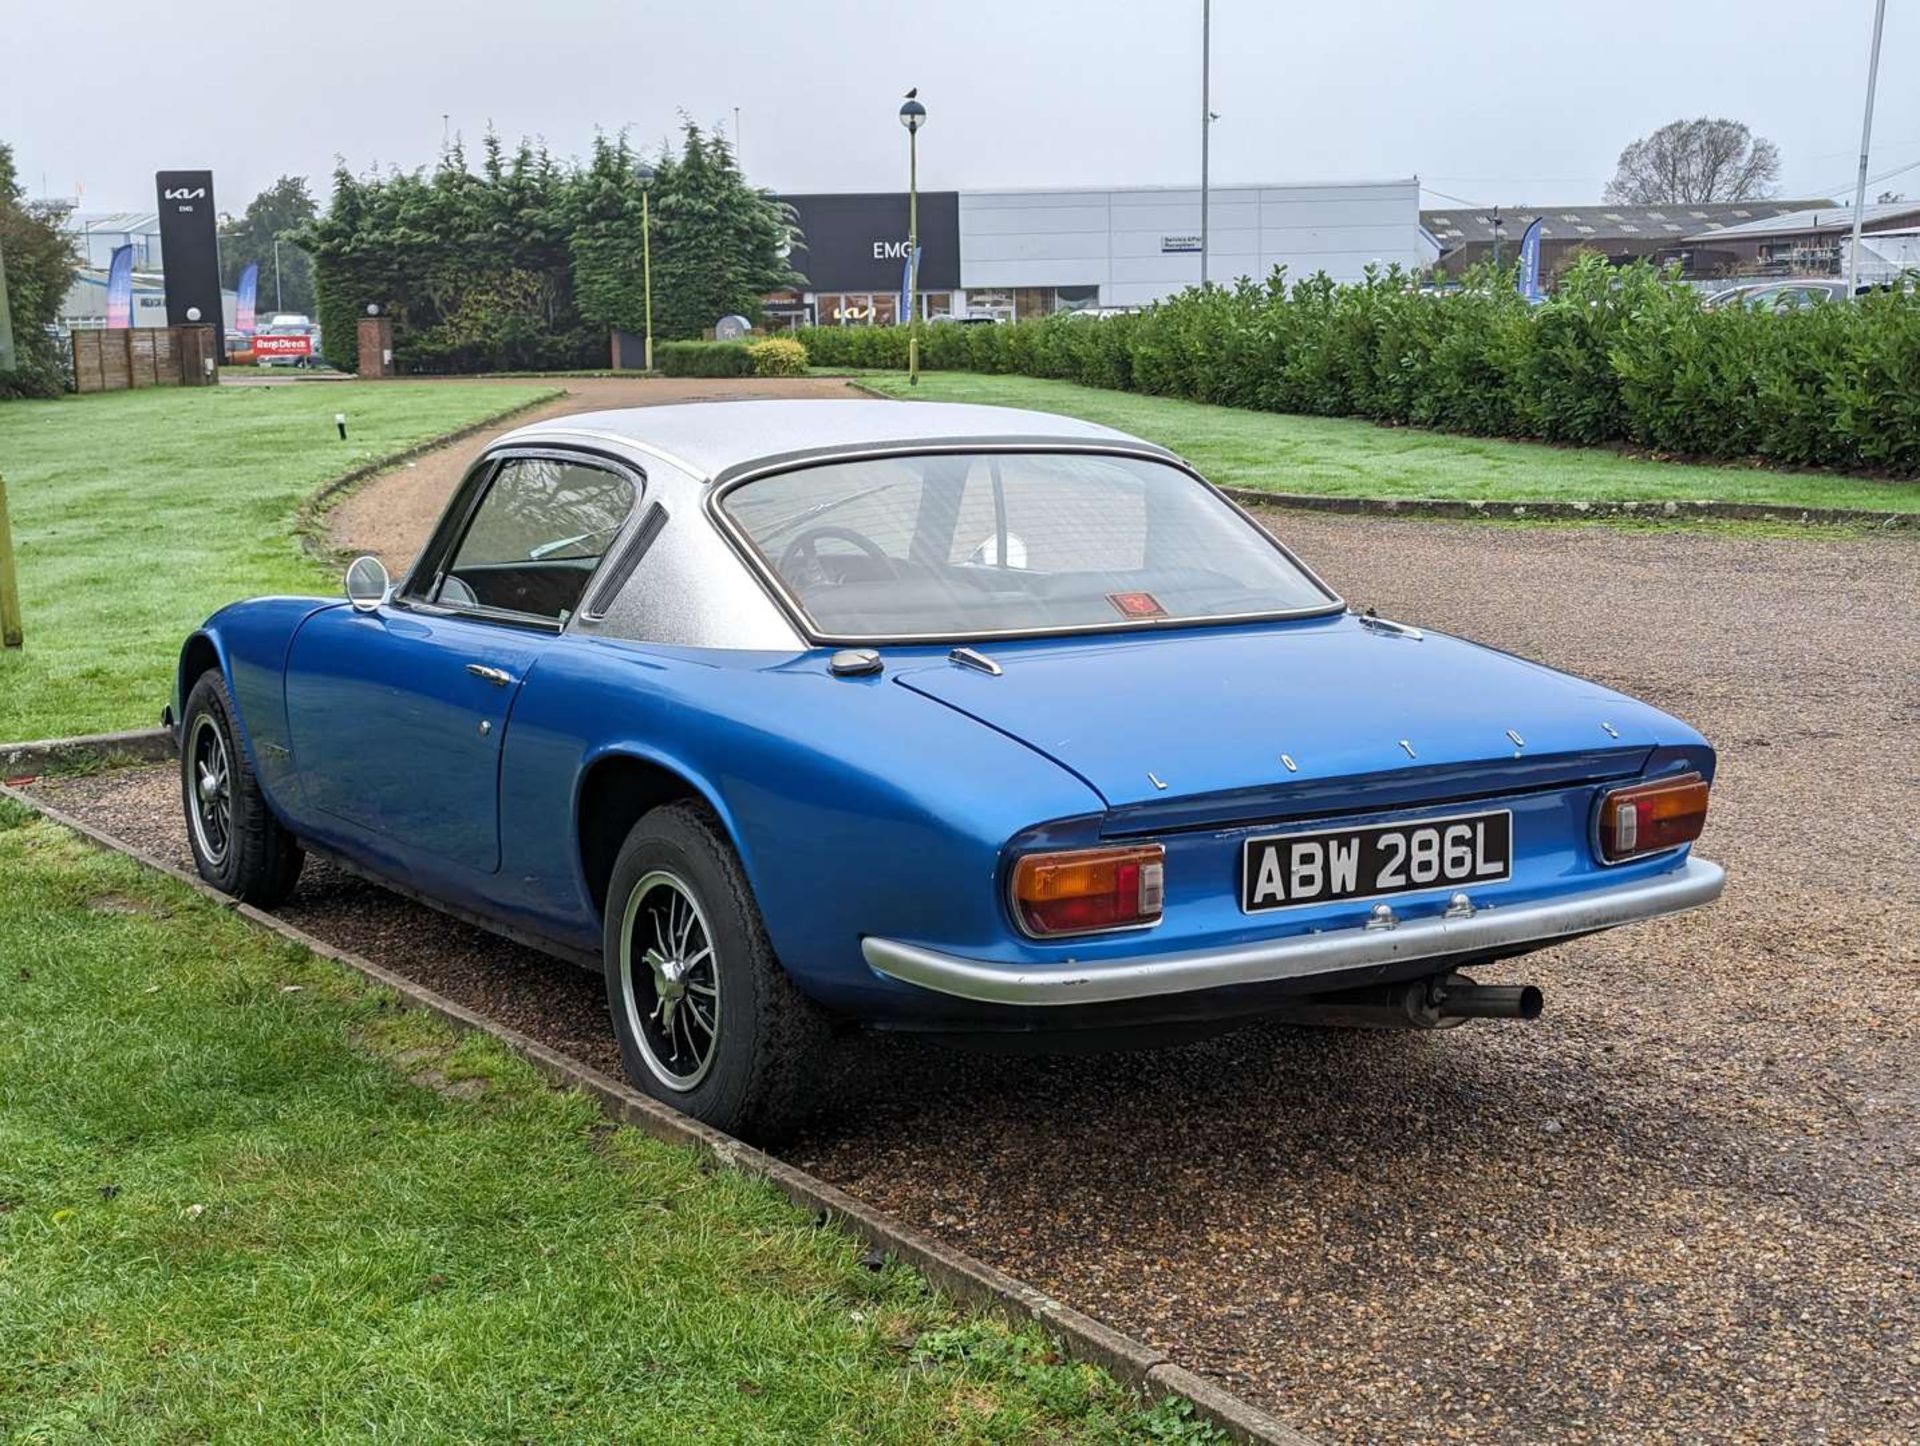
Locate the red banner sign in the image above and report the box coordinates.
[254,333,312,358]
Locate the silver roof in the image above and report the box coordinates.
[1422,200,1830,246]
[500,399,1153,482]
[1685,200,1920,242]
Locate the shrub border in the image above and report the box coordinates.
[0,752,1313,1446]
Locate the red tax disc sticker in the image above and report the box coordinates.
[1106,591,1168,619]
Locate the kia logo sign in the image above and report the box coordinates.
[164,188,207,201]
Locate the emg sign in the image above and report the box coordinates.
[778,192,959,292]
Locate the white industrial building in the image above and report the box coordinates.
[56,210,237,333]
[958,180,1426,309]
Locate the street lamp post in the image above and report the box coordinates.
[1200,0,1211,288]
[273,235,284,312]
[899,94,926,386]
[1846,0,1888,299]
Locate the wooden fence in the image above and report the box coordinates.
[70,327,217,393]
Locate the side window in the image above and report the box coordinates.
[433,456,636,623]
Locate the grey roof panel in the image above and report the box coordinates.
[1421,199,1834,247]
[1683,199,1920,242]
[500,400,1149,481]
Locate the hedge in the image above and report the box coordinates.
[798,257,1920,476]
[747,336,808,376]
[656,340,755,377]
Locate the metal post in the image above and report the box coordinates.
[0,474,23,650]
[908,124,920,386]
[0,241,16,374]
[1200,0,1211,288]
[642,188,654,371]
[1846,0,1888,299]
[273,236,284,312]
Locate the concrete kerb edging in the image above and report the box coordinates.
[1222,486,1916,529]
[1,726,176,779]
[0,771,1313,1446]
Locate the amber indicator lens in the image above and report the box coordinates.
[1596,774,1709,862]
[1012,845,1166,937]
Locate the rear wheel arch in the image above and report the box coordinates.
[576,753,740,918]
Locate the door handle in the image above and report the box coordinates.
[466,664,514,687]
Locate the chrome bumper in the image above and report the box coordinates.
[862,857,1725,1007]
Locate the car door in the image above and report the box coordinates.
[285,448,641,874]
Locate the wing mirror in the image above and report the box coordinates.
[345,555,391,613]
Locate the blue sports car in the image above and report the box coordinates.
[171,400,1723,1136]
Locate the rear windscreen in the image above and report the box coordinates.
[718,451,1337,640]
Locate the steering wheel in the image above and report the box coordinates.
[777,525,896,587]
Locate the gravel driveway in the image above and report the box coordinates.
[37,513,1920,1443]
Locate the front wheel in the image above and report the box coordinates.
[180,669,304,907]
[602,802,828,1141]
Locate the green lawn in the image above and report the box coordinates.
[0,382,557,743]
[0,799,1212,1443]
[857,372,1920,513]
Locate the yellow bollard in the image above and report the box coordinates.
[0,473,21,649]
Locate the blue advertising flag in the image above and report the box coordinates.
[1516,217,1546,305]
[104,244,135,330]
[899,246,921,325]
[236,262,259,335]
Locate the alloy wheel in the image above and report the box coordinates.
[619,870,722,1091]
[187,713,234,868]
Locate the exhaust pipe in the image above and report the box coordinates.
[1435,980,1543,1021]
[1268,972,1543,1030]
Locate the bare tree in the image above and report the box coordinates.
[1604,118,1782,205]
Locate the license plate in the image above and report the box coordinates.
[1241,809,1512,913]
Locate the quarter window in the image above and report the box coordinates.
[432,456,636,623]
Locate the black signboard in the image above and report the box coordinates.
[155,170,224,357]
[781,192,960,293]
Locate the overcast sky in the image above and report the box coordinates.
[8,0,1917,216]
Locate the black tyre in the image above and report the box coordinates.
[602,802,829,1141]
[180,669,304,907]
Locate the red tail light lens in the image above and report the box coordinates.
[1011,845,1165,937]
[1596,774,1709,863]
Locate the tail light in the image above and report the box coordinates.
[1011,844,1165,938]
[1595,774,1709,863]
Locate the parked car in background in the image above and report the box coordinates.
[253,312,320,366]
[1704,278,1857,311]
[169,401,1724,1138]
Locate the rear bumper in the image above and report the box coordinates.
[862,856,1724,1007]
